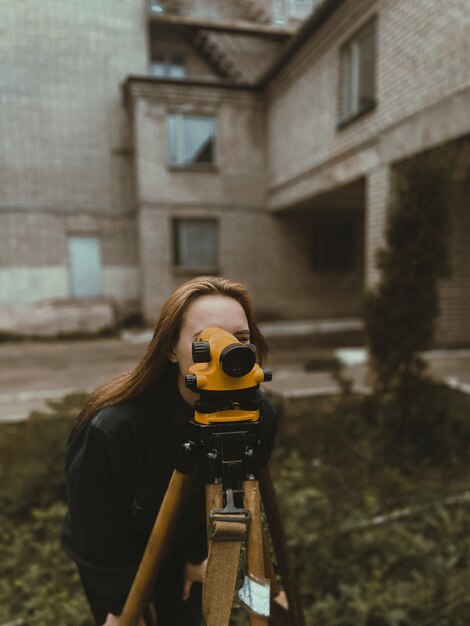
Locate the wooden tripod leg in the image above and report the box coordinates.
[244,479,269,626]
[263,537,291,626]
[205,482,223,535]
[118,469,194,626]
[259,464,305,626]
[262,534,281,598]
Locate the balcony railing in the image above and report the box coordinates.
[149,1,315,25]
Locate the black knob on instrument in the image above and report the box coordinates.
[192,341,211,363]
[185,374,198,390]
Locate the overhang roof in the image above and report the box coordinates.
[258,0,345,88]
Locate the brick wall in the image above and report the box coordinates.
[266,0,469,198]
[1,0,147,213]
[129,76,364,321]
[3,0,469,341]
[130,82,266,207]
[264,0,470,341]
[0,211,139,305]
[0,0,146,310]
[129,80,270,319]
[137,206,364,322]
[364,166,390,288]
[437,174,470,346]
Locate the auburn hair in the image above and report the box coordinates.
[75,276,267,426]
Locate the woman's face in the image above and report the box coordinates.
[169,294,250,405]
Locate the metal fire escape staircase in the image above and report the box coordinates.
[191,31,244,81]
[190,1,276,82]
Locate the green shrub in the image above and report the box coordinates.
[1,389,469,626]
[270,388,470,625]
[0,394,92,626]
[272,444,470,626]
[0,504,93,626]
[364,159,449,390]
[365,377,470,470]
[0,393,87,517]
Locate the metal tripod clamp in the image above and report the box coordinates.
[208,487,251,542]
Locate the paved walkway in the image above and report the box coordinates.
[1,331,470,422]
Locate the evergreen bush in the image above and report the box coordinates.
[364,159,449,390]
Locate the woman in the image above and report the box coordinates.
[62,276,277,626]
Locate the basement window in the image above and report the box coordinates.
[167,114,216,167]
[173,219,219,273]
[338,18,377,127]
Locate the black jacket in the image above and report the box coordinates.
[61,365,277,618]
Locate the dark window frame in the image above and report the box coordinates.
[172,217,219,275]
[167,113,217,170]
[337,17,377,129]
[149,52,186,78]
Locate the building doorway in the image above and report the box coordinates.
[67,235,102,298]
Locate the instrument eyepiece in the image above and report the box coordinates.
[219,343,256,378]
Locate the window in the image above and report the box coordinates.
[311,218,356,272]
[339,19,377,126]
[168,115,216,167]
[173,219,218,271]
[67,236,102,297]
[150,54,186,78]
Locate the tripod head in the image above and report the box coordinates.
[184,327,272,424]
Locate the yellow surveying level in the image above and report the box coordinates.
[185,326,272,423]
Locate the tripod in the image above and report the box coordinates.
[117,328,304,626]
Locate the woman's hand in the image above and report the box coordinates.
[102,613,146,626]
[102,614,120,626]
[273,590,289,610]
[181,558,208,601]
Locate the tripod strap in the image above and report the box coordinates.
[202,519,246,626]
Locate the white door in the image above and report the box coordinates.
[68,236,102,298]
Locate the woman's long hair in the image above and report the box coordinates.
[76,276,267,426]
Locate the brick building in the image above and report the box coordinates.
[1,0,469,344]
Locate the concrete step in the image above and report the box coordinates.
[259,318,365,349]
